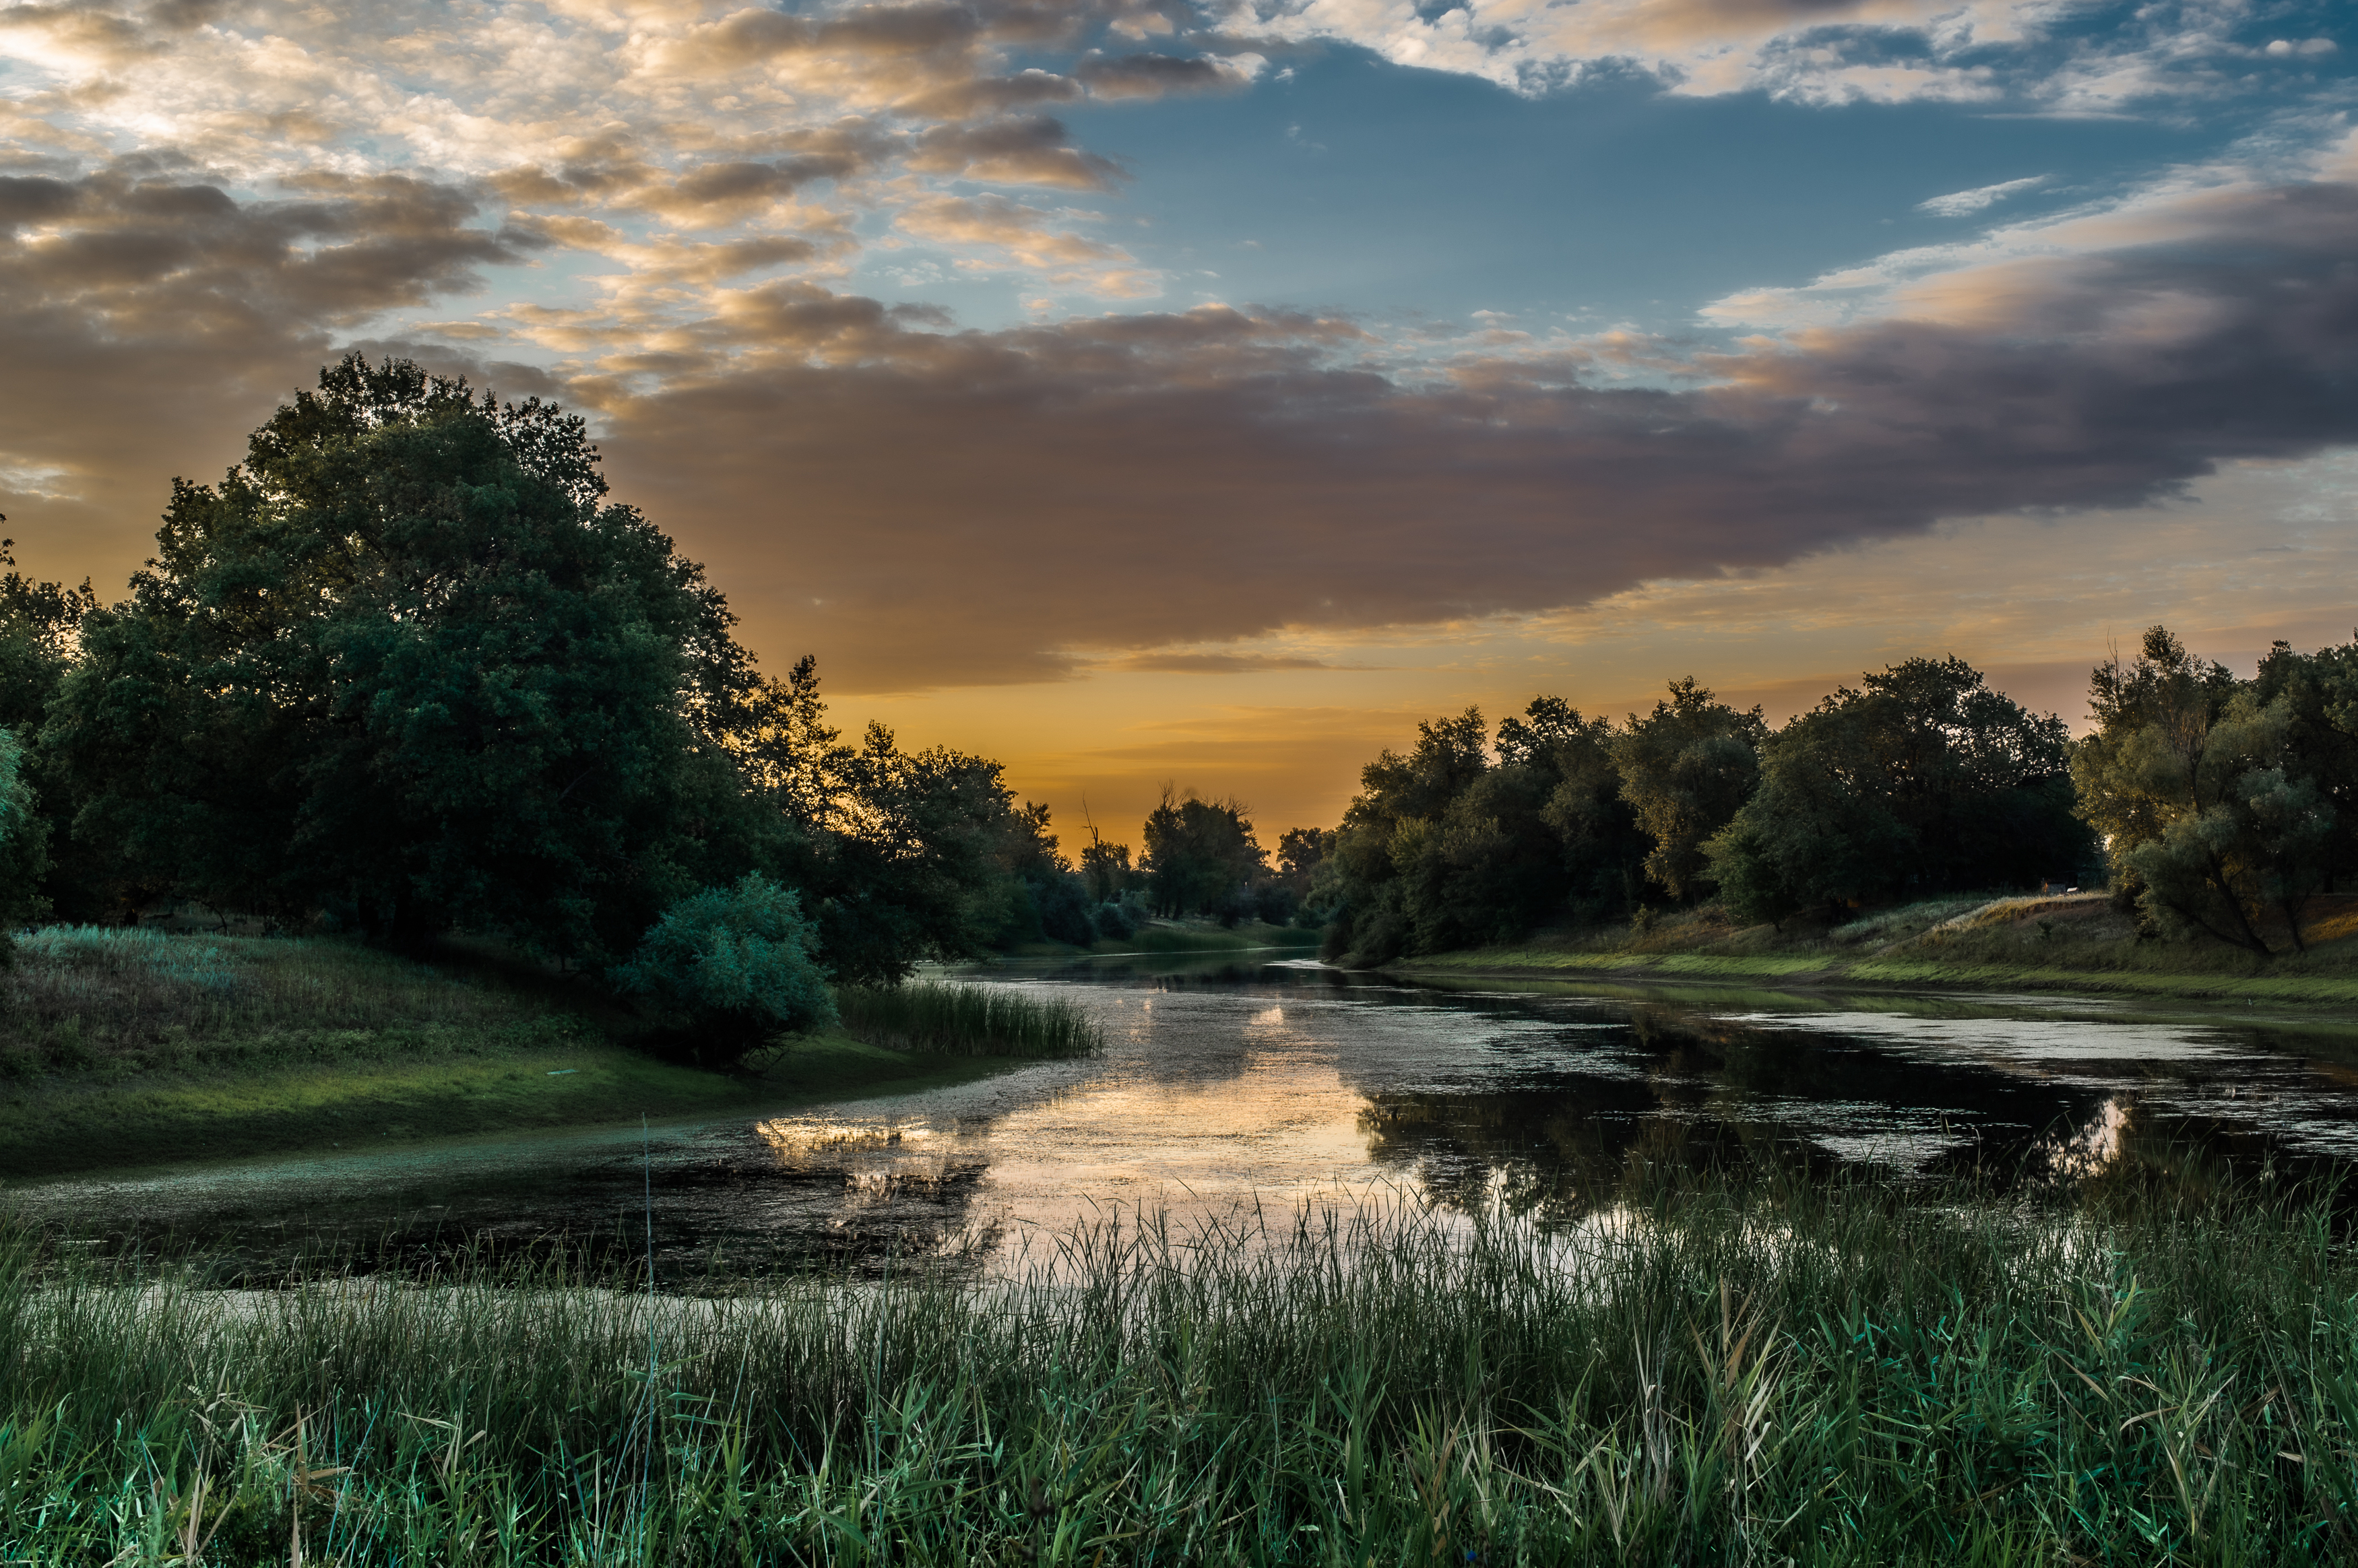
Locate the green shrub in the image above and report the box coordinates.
[610,875,835,1061]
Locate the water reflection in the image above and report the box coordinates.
[15,956,2358,1280]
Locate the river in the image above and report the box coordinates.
[18,952,2358,1281]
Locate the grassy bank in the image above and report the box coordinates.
[1401,891,2358,1006]
[993,919,1323,962]
[7,1173,2357,1564]
[0,1034,1017,1183]
[0,929,1038,1183]
[1111,919,1323,956]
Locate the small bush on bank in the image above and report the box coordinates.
[610,875,835,1062]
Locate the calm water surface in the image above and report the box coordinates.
[23,955,2358,1279]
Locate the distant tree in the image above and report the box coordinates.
[1275,827,1331,894]
[2074,627,2333,955]
[779,720,1039,981]
[1610,679,1766,900]
[1706,656,2084,923]
[993,800,1095,946]
[610,874,836,1063]
[724,659,1034,981]
[1312,700,1647,964]
[1079,839,1134,904]
[1141,787,1267,917]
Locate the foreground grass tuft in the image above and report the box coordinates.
[834,979,1102,1057]
[7,1174,2358,1564]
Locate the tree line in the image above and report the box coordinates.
[1308,628,2358,965]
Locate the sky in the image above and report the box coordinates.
[3,0,2356,850]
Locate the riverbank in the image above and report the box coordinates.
[7,1173,2349,1565]
[990,916,1322,963]
[0,1032,1015,1183]
[0,929,1025,1183]
[1394,891,2358,1006]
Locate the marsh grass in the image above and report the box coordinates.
[833,981,1102,1058]
[7,1171,2358,1565]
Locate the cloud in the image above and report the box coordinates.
[566,175,2358,690]
[906,116,1126,190]
[1075,51,1259,99]
[1917,174,2046,217]
[1102,652,1351,672]
[896,193,1155,292]
[0,159,532,574]
[3,0,2353,704]
[1238,0,2353,108]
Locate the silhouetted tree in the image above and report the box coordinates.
[1141,787,1266,917]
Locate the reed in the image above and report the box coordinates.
[833,979,1103,1058]
[3,1172,2355,1565]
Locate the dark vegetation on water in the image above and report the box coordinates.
[7,1171,2357,1565]
[1308,630,2358,971]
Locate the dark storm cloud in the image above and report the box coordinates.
[1075,52,1252,100]
[906,115,1125,189]
[581,178,2358,691]
[0,162,530,559]
[893,68,1085,119]
[1109,653,1353,672]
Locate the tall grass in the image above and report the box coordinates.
[0,925,571,1080]
[833,980,1102,1058]
[5,1173,2357,1564]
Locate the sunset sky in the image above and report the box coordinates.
[4,0,2355,848]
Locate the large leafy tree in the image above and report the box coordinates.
[1609,679,1766,900]
[1705,656,2084,923]
[46,357,764,960]
[2074,627,2334,955]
